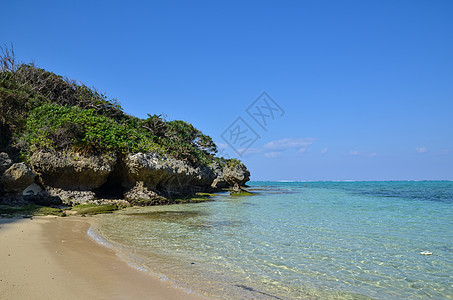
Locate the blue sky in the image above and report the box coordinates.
[1,0,452,180]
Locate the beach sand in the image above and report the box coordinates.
[0,216,204,300]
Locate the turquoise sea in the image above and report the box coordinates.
[90,181,453,299]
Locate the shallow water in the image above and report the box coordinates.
[90,181,453,299]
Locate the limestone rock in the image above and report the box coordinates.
[123,181,169,205]
[0,163,35,193]
[21,183,62,206]
[23,183,42,196]
[0,152,12,173]
[30,151,116,190]
[125,153,201,192]
[0,147,251,204]
[42,187,95,205]
[223,162,250,193]
[211,177,222,188]
[190,163,222,187]
[209,162,227,188]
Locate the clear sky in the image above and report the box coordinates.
[1,0,452,180]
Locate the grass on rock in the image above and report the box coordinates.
[0,204,63,217]
[174,192,219,204]
[69,204,118,215]
[230,190,254,197]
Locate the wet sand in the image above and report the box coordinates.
[0,216,204,300]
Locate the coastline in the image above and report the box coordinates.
[0,216,204,300]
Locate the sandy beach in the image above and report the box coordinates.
[0,216,204,300]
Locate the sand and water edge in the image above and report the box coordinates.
[0,216,204,300]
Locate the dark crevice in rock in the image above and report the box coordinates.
[0,123,12,152]
[93,155,127,199]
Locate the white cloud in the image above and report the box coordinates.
[298,148,307,154]
[215,144,232,158]
[264,138,316,151]
[369,152,377,157]
[320,147,328,154]
[416,147,427,154]
[264,151,281,158]
[217,143,229,151]
[349,150,360,156]
[239,147,263,156]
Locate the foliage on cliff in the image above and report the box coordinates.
[0,45,223,167]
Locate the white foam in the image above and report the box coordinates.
[87,225,112,248]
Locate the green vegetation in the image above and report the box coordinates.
[174,192,219,203]
[0,203,124,217]
[0,45,229,167]
[69,204,118,215]
[128,197,173,206]
[0,204,64,217]
[230,189,254,197]
[127,192,219,206]
[226,158,242,167]
[25,104,162,155]
[194,192,219,197]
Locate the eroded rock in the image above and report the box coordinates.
[123,181,169,205]
[23,183,42,196]
[42,187,95,204]
[0,152,12,173]
[223,162,250,193]
[125,153,202,192]
[1,149,251,205]
[30,151,116,190]
[0,163,35,193]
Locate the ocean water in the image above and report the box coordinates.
[90,181,453,299]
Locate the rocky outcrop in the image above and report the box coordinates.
[123,153,225,198]
[0,152,12,173]
[23,183,42,196]
[223,162,251,193]
[20,182,62,207]
[1,150,250,205]
[124,153,199,192]
[0,152,13,197]
[30,151,116,190]
[1,152,36,203]
[41,188,96,204]
[0,162,35,193]
[123,181,169,205]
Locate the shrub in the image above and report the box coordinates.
[1,46,227,167]
[24,104,163,155]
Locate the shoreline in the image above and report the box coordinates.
[0,216,204,300]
